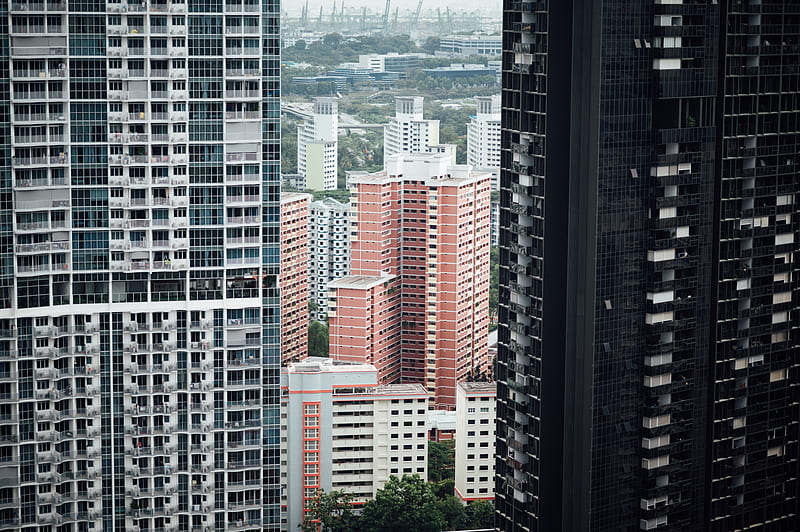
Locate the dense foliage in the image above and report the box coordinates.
[308,320,329,357]
[302,475,494,532]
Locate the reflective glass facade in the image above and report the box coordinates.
[496,1,799,531]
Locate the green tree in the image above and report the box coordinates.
[489,246,499,327]
[427,440,455,482]
[308,320,329,357]
[436,495,468,530]
[422,36,440,54]
[322,33,343,47]
[465,499,495,529]
[280,120,298,174]
[294,39,306,50]
[300,489,358,532]
[359,475,445,532]
[431,478,455,500]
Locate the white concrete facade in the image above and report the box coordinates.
[467,95,501,191]
[297,97,338,190]
[383,96,440,162]
[454,382,496,502]
[280,358,429,531]
[309,197,351,321]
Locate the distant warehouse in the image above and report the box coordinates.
[439,34,502,56]
[423,63,499,80]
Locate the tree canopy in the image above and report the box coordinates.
[359,475,445,532]
[308,320,329,357]
[306,475,495,532]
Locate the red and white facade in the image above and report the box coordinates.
[279,193,311,364]
[280,358,429,530]
[329,152,492,409]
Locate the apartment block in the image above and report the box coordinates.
[309,197,350,322]
[497,1,800,531]
[454,382,495,503]
[280,357,428,531]
[280,193,311,364]
[297,97,338,191]
[383,96,440,161]
[467,95,501,191]
[1,1,282,530]
[329,152,492,409]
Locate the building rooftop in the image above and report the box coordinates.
[427,409,457,431]
[328,275,394,290]
[281,192,312,204]
[375,383,428,396]
[458,381,497,395]
[286,356,373,373]
[311,196,347,208]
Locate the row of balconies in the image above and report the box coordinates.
[107,2,187,13]
[110,238,189,250]
[10,1,67,11]
[108,132,190,143]
[109,197,189,208]
[109,175,188,186]
[10,67,67,80]
[33,384,101,401]
[107,154,187,166]
[37,448,101,463]
[11,155,67,167]
[35,366,100,379]
[110,218,188,229]
[33,324,97,336]
[107,24,187,36]
[33,345,99,357]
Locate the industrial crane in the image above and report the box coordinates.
[382,0,391,32]
[299,0,308,27]
[412,0,423,28]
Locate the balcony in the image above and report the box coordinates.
[12,155,67,167]
[11,68,67,80]
[11,46,67,58]
[11,1,67,11]
[225,110,260,120]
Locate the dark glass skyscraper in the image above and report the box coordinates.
[496,1,799,531]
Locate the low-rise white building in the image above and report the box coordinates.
[439,34,502,56]
[309,197,351,321]
[280,358,429,530]
[454,382,496,502]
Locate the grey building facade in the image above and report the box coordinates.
[1,0,281,530]
[496,1,799,531]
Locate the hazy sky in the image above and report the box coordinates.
[285,0,501,17]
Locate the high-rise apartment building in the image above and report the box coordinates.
[279,193,311,365]
[383,96,440,161]
[497,2,799,532]
[329,152,492,409]
[308,197,350,322]
[2,1,282,530]
[454,382,496,503]
[467,95,501,191]
[297,97,338,191]
[280,357,429,531]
